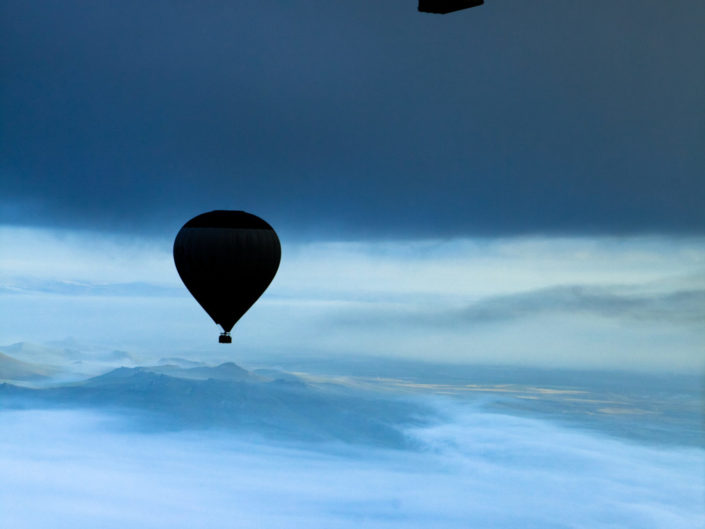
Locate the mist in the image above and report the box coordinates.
[1,405,701,529]
[2,227,703,371]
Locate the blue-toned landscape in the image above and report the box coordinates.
[2,1,704,527]
[1,340,702,528]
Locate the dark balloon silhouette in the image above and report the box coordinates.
[173,210,281,343]
[418,0,483,13]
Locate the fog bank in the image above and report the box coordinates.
[1,407,702,529]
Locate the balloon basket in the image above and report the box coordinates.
[218,333,232,344]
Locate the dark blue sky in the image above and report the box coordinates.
[2,0,703,239]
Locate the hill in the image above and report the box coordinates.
[0,364,426,448]
[0,352,57,381]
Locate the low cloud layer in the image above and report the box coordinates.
[459,285,705,324]
[338,284,705,328]
[0,406,702,529]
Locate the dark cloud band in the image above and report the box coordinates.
[2,1,704,237]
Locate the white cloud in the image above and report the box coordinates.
[1,226,703,370]
[0,227,175,285]
[0,406,702,529]
[3,227,703,299]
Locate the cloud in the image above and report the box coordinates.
[372,285,705,326]
[6,227,702,299]
[2,227,703,370]
[0,406,702,529]
[2,1,704,236]
[0,227,173,285]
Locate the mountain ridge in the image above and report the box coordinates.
[0,364,424,448]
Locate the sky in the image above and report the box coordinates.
[1,0,704,369]
[2,228,703,371]
[2,0,704,238]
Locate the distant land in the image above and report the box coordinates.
[0,341,702,448]
[0,351,57,381]
[0,362,423,448]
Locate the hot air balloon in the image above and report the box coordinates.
[173,210,281,343]
[418,0,483,13]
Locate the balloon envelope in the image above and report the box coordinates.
[173,210,281,335]
[418,0,483,13]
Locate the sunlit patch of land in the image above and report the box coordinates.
[292,369,703,448]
